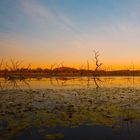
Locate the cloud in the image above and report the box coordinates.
[21,0,90,48]
[19,0,85,42]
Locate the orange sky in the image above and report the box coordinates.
[0,0,140,70]
[0,37,140,70]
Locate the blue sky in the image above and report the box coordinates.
[0,0,140,69]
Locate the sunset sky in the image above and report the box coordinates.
[0,0,140,70]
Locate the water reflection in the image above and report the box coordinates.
[0,78,31,90]
[0,77,140,140]
[0,77,140,90]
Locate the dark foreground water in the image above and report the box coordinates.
[0,77,140,140]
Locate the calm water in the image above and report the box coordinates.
[0,77,140,140]
[0,76,140,90]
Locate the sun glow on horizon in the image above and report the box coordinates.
[0,0,140,69]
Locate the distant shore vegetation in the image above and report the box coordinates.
[0,59,139,79]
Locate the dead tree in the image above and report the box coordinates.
[93,50,103,77]
[79,63,84,76]
[20,63,31,77]
[0,58,4,70]
[60,61,64,67]
[87,60,90,76]
[54,61,64,75]
[11,59,23,71]
[50,64,56,76]
[26,64,31,70]
[5,58,23,71]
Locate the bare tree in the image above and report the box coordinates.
[79,63,84,76]
[5,58,23,71]
[60,61,64,67]
[0,58,4,70]
[87,60,90,76]
[93,50,103,77]
[11,59,23,71]
[26,64,31,70]
[50,64,56,76]
[50,64,56,70]
[57,61,64,75]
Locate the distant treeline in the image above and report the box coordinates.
[0,66,140,78]
[0,52,139,78]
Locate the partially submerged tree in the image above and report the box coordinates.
[93,50,103,77]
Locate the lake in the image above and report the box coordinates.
[0,76,140,90]
[0,77,140,140]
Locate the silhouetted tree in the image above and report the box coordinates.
[0,58,4,70]
[5,58,23,71]
[79,63,84,76]
[50,64,56,75]
[87,60,90,76]
[93,50,103,77]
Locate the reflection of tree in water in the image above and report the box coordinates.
[49,77,76,88]
[0,78,31,90]
[57,77,75,87]
[1,77,138,91]
[0,78,10,91]
[0,88,140,140]
[0,80,4,90]
[93,77,102,90]
[49,77,102,89]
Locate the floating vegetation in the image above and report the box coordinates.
[0,85,140,140]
